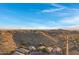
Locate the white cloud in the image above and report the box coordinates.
[41,3,79,14]
[69,8,79,11]
[42,8,64,13]
[60,16,79,24]
[42,3,65,13]
[51,3,67,8]
[0,25,60,29]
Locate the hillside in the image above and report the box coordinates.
[0,31,17,54]
[0,29,79,55]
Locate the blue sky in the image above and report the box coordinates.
[0,3,79,29]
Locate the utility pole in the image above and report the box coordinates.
[62,32,69,55]
[66,35,69,55]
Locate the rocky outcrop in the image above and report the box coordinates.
[0,31,17,54]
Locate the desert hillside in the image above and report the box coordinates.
[0,31,17,54]
[0,29,79,55]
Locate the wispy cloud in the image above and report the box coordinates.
[42,8,64,13]
[51,3,67,8]
[40,3,79,29]
[60,16,79,24]
[41,3,79,14]
[41,3,66,13]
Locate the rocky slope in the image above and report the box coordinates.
[0,30,79,55]
[0,31,17,54]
